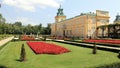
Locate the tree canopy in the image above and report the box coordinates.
[0,14,51,35]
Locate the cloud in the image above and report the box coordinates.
[15,17,36,25]
[2,0,63,12]
[57,0,65,2]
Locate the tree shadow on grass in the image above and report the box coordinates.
[15,59,27,62]
[0,65,8,68]
[15,59,21,62]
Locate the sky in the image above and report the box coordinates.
[0,0,120,26]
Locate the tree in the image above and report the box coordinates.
[12,22,23,34]
[0,14,6,24]
[46,23,51,35]
[20,44,26,62]
[0,23,3,34]
[0,13,51,35]
[40,24,51,35]
[12,25,21,34]
[38,23,42,34]
[0,14,6,34]
[40,27,46,34]
[93,43,97,54]
[14,21,22,27]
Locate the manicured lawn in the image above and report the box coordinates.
[0,41,120,68]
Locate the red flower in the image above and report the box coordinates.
[21,35,35,41]
[83,39,120,44]
[27,42,71,55]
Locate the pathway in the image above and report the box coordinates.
[54,40,120,53]
[0,36,14,46]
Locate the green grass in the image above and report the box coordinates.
[0,41,120,68]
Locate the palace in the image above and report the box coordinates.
[97,13,120,38]
[51,6,110,39]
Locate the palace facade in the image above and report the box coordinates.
[51,6,110,39]
[97,14,120,38]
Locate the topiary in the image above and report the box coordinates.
[93,42,97,54]
[117,51,120,59]
[20,44,26,62]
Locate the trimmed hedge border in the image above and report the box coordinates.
[53,40,120,53]
[69,40,120,48]
[82,42,120,48]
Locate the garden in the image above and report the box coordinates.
[27,42,70,54]
[0,41,120,68]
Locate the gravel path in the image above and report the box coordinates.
[54,40,120,52]
[0,36,14,46]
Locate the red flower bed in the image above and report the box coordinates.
[21,35,35,41]
[27,42,71,55]
[83,39,120,44]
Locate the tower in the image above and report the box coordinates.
[55,5,66,22]
[114,13,120,24]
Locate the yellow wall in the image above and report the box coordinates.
[51,10,110,39]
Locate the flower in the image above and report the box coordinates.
[27,42,71,55]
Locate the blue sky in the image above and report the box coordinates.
[0,0,120,26]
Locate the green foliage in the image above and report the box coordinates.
[118,51,120,58]
[42,35,47,41]
[20,44,26,62]
[41,24,51,35]
[93,43,97,54]
[0,14,51,35]
[0,41,120,68]
[14,22,22,27]
[0,21,51,35]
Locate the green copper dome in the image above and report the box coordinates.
[56,5,65,16]
[114,13,120,22]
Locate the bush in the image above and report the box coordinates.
[20,44,26,62]
[93,43,97,54]
[42,36,47,41]
[117,51,120,58]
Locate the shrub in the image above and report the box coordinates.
[117,51,120,58]
[20,44,26,62]
[93,43,97,54]
[42,36,47,41]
